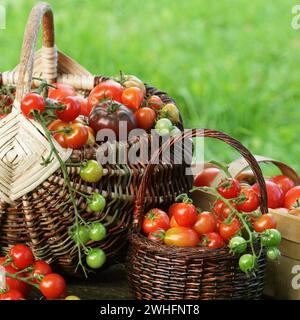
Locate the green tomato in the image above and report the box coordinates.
[261,229,282,247]
[80,160,103,183]
[86,248,106,269]
[89,222,107,242]
[155,118,173,132]
[161,104,180,123]
[73,225,90,245]
[239,254,256,273]
[65,295,80,300]
[170,126,181,136]
[88,193,106,212]
[229,236,247,254]
[267,247,281,261]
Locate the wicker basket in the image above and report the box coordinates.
[127,129,268,300]
[0,2,191,276]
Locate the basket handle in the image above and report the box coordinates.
[133,128,268,232]
[16,2,56,102]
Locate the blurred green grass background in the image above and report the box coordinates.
[1,0,300,172]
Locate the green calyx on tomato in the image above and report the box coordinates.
[86,248,106,269]
[80,160,103,183]
[89,222,107,242]
[88,193,106,212]
[261,229,281,247]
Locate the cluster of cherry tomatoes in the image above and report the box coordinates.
[0,244,69,300]
[142,166,282,274]
[0,86,15,119]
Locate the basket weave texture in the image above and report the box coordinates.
[0,2,191,275]
[127,129,268,300]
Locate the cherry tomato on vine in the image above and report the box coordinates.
[135,107,156,131]
[88,80,124,109]
[89,222,106,242]
[21,93,45,118]
[253,213,277,233]
[252,180,284,209]
[147,228,166,242]
[201,232,225,249]
[237,187,260,212]
[239,254,256,273]
[74,96,91,117]
[213,200,239,220]
[193,167,221,187]
[219,219,241,240]
[88,193,106,212]
[270,175,295,196]
[147,95,163,110]
[55,96,81,122]
[284,186,300,209]
[193,211,217,235]
[48,83,76,101]
[80,160,103,183]
[121,87,144,110]
[32,260,52,283]
[40,273,66,300]
[86,248,106,269]
[164,227,199,247]
[229,236,247,254]
[261,229,281,247]
[63,122,88,149]
[171,202,197,228]
[0,289,24,300]
[217,178,240,199]
[142,208,170,235]
[73,225,90,245]
[9,244,34,270]
[267,247,281,261]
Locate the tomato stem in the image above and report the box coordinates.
[208,160,232,178]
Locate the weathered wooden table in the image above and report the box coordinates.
[66,264,134,300]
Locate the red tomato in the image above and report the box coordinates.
[48,83,77,101]
[284,186,300,209]
[193,211,217,235]
[270,175,295,195]
[88,80,124,109]
[164,227,199,247]
[171,203,197,228]
[9,244,34,270]
[135,107,156,131]
[147,95,163,111]
[142,209,170,235]
[40,273,66,300]
[253,213,277,233]
[193,168,221,187]
[48,120,88,149]
[2,263,31,295]
[217,178,240,199]
[238,187,260,212]
[21,93,45,118]
[74,96,91,116]
[219,219,241,240]
[170,215,179,227]
[147,228,166,242]
[32,260,52,283]
[0,289,24,300]
[55,96,81,122]
[252,180,284,209]
[121,87,144,110]
[213,200,239,220]
[201,232,225,249]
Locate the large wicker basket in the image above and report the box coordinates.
[0,2,191,276]
[127,129,268,300]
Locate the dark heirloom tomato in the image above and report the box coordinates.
[88,80,124,109]
[88,101,136,141]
